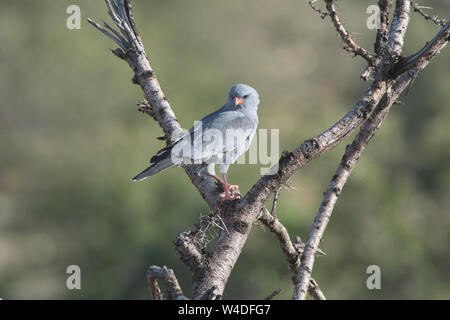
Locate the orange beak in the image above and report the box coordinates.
[233,96,244,106]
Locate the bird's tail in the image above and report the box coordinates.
[131,157,173,181]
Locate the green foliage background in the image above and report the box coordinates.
[0,0,449,299]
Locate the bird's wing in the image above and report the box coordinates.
[189,111,256,162]
[151,110,256,165]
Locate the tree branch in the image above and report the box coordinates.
[392,22,450,78]
[173,232,206,274]
[308,0,329,20]
[411,2,448,27]
[308,279,327,300]
[375,0,393,57]
[386,0,411,57]
[264,289,281,300]
[148,275,163,300]
[259,208,326,300]
[242,80,388,210]
[147,266,188,300]
[323,0,376,66]
[293,19,450,299]
[259,208,300,273]
[293,94,394,299]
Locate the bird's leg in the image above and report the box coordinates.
[223,174,232,200]
[220,174,241,202]
[208,174,225,185]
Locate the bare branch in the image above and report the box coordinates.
[244,0,424,211]
[264,289,281,300]
[291,0,449,301]
[308,0,329,20]
[87,18,127,52]
[411,2,447,27]
[293,97,392,299]
[174,232,206,273]
[147,266,188,300]
[292,50,446,299]
[259,208,299,272]
[308,278,326,300]
[375,0,393,56]
[323,0,376,66]
[259,208,326,300]
[392,22,450,78]
[243,80,388,210]
[386,0,411,56]
[148,276,164,300]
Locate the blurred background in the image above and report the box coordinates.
[0,0,449,299]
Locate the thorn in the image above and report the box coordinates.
[283,182,298,190]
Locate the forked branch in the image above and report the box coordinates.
[411,2,447,27]
[323,0,376,66]
[90,0,449,300]
[293,2,449,299]
[259,208,326,300]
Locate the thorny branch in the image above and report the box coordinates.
[89,0,449,299]
[293,72,416,299]
[323,0,376,66]
[293,1,449,300]
[411,2,447,27]
[308,0,329,20]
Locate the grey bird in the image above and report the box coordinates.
[132,84,260,201]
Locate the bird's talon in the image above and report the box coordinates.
[228,185,241,195]
[219,192,241,202]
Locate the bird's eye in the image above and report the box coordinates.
[243,94,249,99]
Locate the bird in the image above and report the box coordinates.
[132,84,260,201]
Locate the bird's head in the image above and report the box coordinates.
[228,84,259,111]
